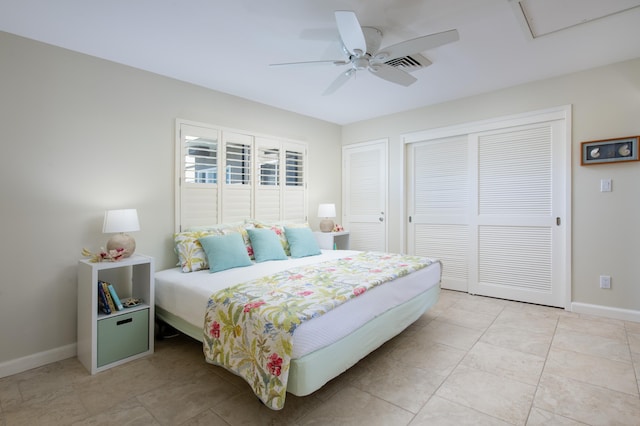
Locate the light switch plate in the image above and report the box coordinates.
[600,178,612,192]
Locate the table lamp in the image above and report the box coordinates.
[103,209,140,258]
[317,203,336,233]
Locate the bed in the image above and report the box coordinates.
[155,222,441,409]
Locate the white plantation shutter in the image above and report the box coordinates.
[255,138,281,222]
[222,132,253,223]
[254,140,306,223]
[177,124,220,231]
[176,120,308,231]
[283,144,306,222]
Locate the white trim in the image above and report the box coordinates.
[0,344,77,379]
[401,105,571,144]
[571,302,640,323]
[562,106,573,310]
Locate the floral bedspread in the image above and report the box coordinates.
[202,252,434,410]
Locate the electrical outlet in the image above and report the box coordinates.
[600,275,611,289]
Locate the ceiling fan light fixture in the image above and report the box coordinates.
[374,52,389,62]
[353,57,368,70]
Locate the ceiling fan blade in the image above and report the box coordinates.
[269,60,348,67]
[323,68,355,95]
[334,10,367,55]
[375,29,459,62]
[369,63,417,87]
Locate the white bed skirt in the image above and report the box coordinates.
[156,283,439,396]
[154,250,441,395]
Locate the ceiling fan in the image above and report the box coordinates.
[270,10,459,95]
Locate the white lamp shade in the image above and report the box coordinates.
[317,203,336,218]
[103,209,140,233]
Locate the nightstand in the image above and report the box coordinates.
[314,231,350,250]
[77,254,154,374]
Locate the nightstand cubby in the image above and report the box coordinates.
[314,231,350,250]
[77,254,154,374]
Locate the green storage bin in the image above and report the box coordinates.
[97,308,149,367]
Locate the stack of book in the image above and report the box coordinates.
[97,280,124,315]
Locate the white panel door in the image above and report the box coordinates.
[343,140,388,252]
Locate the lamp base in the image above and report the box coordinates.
[106,233,136,258]
[319,219,335,233]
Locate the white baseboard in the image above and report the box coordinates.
[571,302,640,323]
[0,344,77,379]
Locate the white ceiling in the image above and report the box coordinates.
[1,0,640,125]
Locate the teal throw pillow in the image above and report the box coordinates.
[247,228,287,262]
[284,227,321,258]
[199,233,252,273]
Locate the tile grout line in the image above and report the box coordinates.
[623,323,640,400]
[526,310,561,425]
[412,295,514,425]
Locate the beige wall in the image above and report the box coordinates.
[342,57,640,313]
[0,32,341,367]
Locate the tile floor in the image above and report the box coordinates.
[1,289,639,425]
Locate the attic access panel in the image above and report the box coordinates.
[511,0,640,38]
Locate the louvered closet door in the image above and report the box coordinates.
[470,121,565,307]
[407,136,470,291]
[407,119,567,307]
[343,140,388,252]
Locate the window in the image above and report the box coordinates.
[285,150,304,187]
[258,148,280,186]
[184,137,218,184]
[225,142,251,185]
[176,120,307,230]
